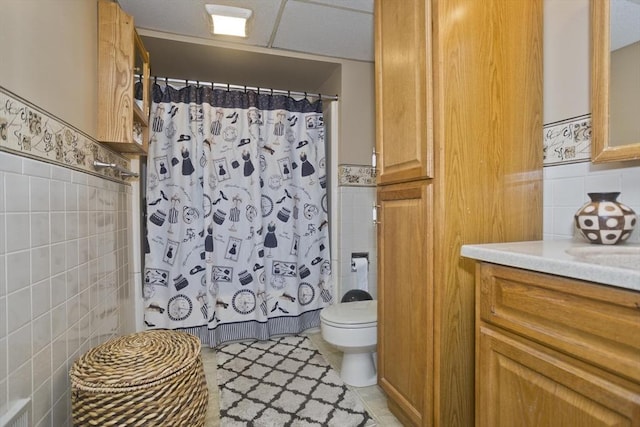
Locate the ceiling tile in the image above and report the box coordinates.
[273,1,373,61]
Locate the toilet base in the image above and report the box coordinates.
[340,351,377,387]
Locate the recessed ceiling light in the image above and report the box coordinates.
[205,4,253,37]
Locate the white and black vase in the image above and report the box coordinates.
[574,192,637,245]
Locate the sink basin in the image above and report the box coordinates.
[566,245,640,271]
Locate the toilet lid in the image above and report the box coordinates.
[320,300,377,325]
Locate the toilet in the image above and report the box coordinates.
[320,299,377,387]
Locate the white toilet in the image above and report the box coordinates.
[320,299,377,387]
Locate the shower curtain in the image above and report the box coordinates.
[143,84,333,347]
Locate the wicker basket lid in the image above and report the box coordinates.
[70,330,201,391]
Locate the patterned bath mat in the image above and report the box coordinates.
[216,335,375,426]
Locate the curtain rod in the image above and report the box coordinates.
[150,75,339,101]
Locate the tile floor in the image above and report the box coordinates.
[200,330,403,426]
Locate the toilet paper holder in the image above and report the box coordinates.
[351,252,369,271]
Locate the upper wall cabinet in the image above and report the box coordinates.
[97,0,150,155]
[374,0,433,184]
[591,0,640,162]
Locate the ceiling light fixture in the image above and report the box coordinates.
[205,4,253,37]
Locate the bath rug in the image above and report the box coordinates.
[216,335,375,427]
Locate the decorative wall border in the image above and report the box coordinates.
[543,114,591,166]
[0,86,130,182]
[338,164,376,187]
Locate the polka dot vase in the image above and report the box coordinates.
[574,192,637,245]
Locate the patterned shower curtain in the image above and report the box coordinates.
[143,84,333,347]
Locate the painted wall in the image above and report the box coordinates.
[0,0,98,137]
[543,0,640,242]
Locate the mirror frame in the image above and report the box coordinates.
[591,0,640,163]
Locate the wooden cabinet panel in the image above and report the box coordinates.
[375,0,543,425]
[97,0,150,154]
[479,263,640,384]
[476,262,640,427]
[374,0,432,184]
[478,326,639,427]
[377,180,433,426]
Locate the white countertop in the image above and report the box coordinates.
[461,240,640,292]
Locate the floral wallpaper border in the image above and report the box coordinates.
[338,164,376,187]
[543,114,591,166]
[0,86,130,182]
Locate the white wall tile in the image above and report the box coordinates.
[0,172,5,213]
[51,303,67,340]
[30,177,50,212]
[65,182,78,211]
[31,212,50,247]
[0,338,6,380]
[551,177,584,206]
[50,212,66,244]
[32,313,51,355]
[584,172,621,194]
[6,213,31,252]
[0,214,5,255]
[8,324,32,373]
[6,250,30,294]
[31,246,50,285]
[0,297,5,339]
[0,152,22,174]
[51,167,72,183]
[32,279,51,319]
[50,243,66,276]
[66,212,79,240]
[32,378,52,426]
[7,287,31,334]
[5,173,30,212]
[0,255,5,298]
[23,158,51,179]
[543,162,640,243]
[50,181,66,212]
[2,130,132,426]
[50,273,67,309]
[8,359,31,402]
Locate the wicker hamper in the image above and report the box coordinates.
[70,330,208,426]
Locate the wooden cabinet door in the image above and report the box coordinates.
[478,326,640,427]
[377,180,433,426]
[375,0,432,184]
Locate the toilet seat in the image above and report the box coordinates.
[320,300,377,329]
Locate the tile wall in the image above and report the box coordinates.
[543,161,640,242]
[335,166,377,301]
[0,150,133,427]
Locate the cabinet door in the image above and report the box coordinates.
[377,180,432,426]
[478,326,640,427]
[97,0,149,154]
[375,0,432,184]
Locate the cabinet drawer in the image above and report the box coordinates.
[477,263,640,383]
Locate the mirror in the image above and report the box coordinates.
[591,0,640,162]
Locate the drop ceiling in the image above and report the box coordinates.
[116,0,374,92]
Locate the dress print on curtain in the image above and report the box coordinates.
[143,84,333,347]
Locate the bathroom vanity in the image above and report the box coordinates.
[462,240,640,427]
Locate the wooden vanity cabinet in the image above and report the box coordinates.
[375,0,543,426]
[97,0,150,155]
[476,262,640,427]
